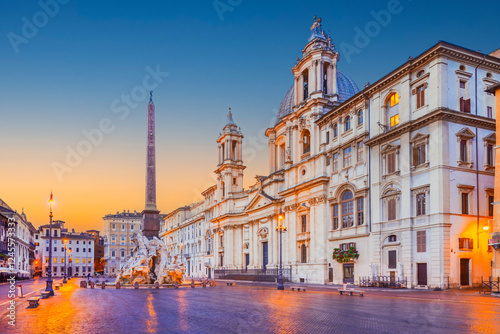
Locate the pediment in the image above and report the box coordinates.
[483,132,496,143]
[244,192,276,212]
[409,132,429,143]
[456,127,476,139]
[380,143,400,154]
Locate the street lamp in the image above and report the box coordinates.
[63,239,68,283]
[276,209,287,290]
[45,192,55,296]
[68,248,72,280]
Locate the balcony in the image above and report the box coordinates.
[297,232,310,242]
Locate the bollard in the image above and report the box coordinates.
[174,281,179,289]
[101,282,105,289]
[17,285,23,298]
[191,279,195,288]
[116,282,120,290]
[134,282,139,290]
[155,281,160,289]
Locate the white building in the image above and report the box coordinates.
[161,18,499,288]
[0,199,36,277]
[35,221,95,277]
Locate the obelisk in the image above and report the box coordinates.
[142,91,160,239]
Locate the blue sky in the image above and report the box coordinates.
[0,0,499,229]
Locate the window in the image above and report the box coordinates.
[345,116,351,131]
[343,147,352,167]
[233,177,237,185]
[54,230,58,237]
[342,191,354,228]
[301,215,307,233]
[326,156,330,166]
[46,247,49,252]
[76,248,79,252]
[487,106,493,118]
[35,235,38,240]
[112,223,115,229]
[88,248,91,252]
[458,238,473,250]
[333,124,338,137]
[389,93,399,107]
[388,235,397,242]
[417,231,426,252]
[387,152,396,174]
[54,258,57,263]
[416,193,426,216]
[357,142,364,162]
[131,225,134,230]
[332,204,339,230]
[303,70,309,100]
[301,244,307,263]
[388,250,397,269]
[326,131,330,144]
[390,114,399,128]
[357,198,364,225]
[332,153,339,172]
[489,195,494,217]
[461,193,469,215]
[54,247,57,252]
[302,130,311,154]
[459,80,466,89]
[388,199,396,221]
[358,110,363,125]
[486,144,494,166]
[416,85,426,109]
[460,97,471,113]
[413,142,426,166]
[121,250,125,257]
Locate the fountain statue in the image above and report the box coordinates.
[115,232,185,285]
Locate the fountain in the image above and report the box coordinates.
[115,232,185,285]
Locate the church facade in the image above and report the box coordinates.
[160,19,500,288]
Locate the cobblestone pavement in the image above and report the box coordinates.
[1,279,499,334]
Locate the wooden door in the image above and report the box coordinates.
[417,263,427,286]
[460,259,470,286]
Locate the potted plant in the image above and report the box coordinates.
[332,246,359,263]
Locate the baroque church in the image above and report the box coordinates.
[160,18,500,288]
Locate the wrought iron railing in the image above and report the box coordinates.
[214,267,292,282]
[481,276,500,294]
[359,276,408,288]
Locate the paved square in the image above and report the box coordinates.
[1,279,500,333]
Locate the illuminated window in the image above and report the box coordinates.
[76,258,79,263]
[83,258,86,264]
[389,93,399,107]
[390,114,399,128]
[54,258,57,263]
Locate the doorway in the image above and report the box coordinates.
[343,263,354,283]
[245,254,250,271]
[417,263,427,286]
[460,258,470,286]
[262,242,268,271]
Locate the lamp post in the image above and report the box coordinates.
[45,192,55,296]
[276,209,287,290]
[68,248,72,280]
[63,239,68,283]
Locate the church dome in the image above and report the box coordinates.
[276,70,359,122]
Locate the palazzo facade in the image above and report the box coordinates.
[160,19,500,288]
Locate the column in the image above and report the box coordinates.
[318,61,324,93]
[294,77,299,105]
[249,223,254,267]
[228,226,234,267]
[332,64,337,97]
[310,62,316,94]
[269,217,274,267]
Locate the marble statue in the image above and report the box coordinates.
[116,232,185,285]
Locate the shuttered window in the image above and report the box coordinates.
[413,142,426,166]
[387,152,396,174]
[388,199,396,221]
[461,193,469,215]
[460,97,471,113]
[458,238,473,250]
[417,231,426,252]
[416,85,426,108]
[388,250,397,269]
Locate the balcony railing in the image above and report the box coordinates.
[214,267,292,282]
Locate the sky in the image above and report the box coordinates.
[0,0,499,232]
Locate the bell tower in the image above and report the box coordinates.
[293,17,340,105]
[216,108,245,200]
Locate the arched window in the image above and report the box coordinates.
[345,116,351,131]
[342,191,354,228]
[302,130,311,154]
[386,93,399,128]
[301,244,307,263]
[303,70,309,100]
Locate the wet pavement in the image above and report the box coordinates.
[1,278,500,333]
